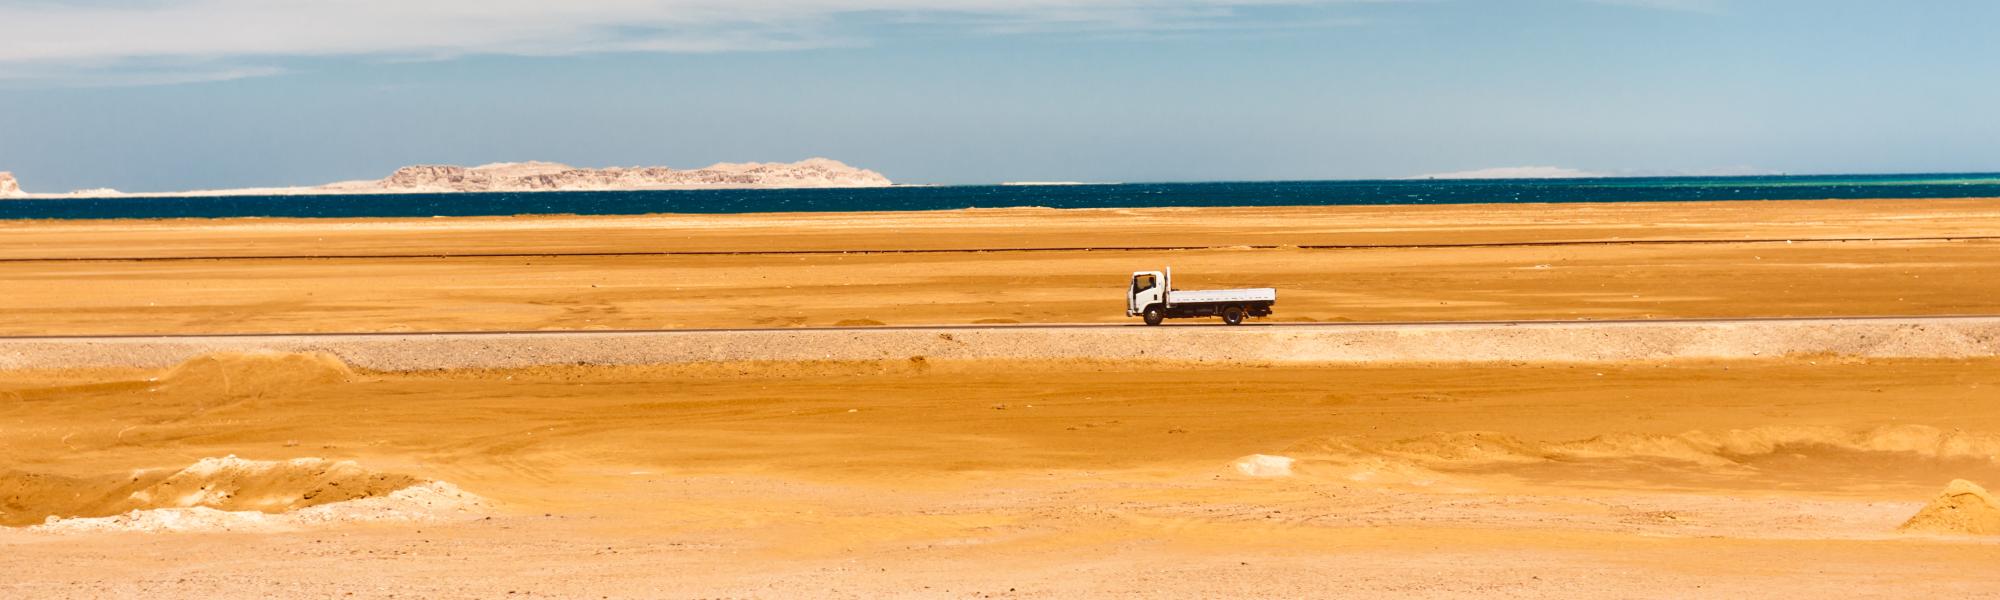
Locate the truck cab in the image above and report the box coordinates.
[1127,270,1166,317]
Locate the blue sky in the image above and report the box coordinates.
[0,0,1996,192]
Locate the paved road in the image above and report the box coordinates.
[5,314,1998,370]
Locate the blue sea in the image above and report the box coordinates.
[4,173,1998,220]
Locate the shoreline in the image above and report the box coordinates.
[12,169,2000,201]
[4,172,2000,221]
[2,193,1998,225]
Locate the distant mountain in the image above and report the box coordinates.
[5,158,892,198]
[341,158,892,193]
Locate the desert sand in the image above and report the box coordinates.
[2,198,1999,335]
[4,198,2000,598]
[5,354,2000,597]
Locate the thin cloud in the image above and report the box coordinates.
[0,0,1706,84]
[0,1,1363,62]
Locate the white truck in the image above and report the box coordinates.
[1126,267,1276,326]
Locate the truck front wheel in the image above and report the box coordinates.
[1222,306,1245,325]
[1143,306,1165,326]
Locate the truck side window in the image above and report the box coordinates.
[1134,275,1156,292]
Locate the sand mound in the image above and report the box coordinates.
[1559,425,2000,467]
[33,482,483,534]
[1380,432,1545,464]
[1900,480,2000,535]
[1272,425,2000,488]
[123,455,422,513]
[1288,425,2000,470]
[155,351,355,398]
[1233,454,1296,477]
[1,455,463,529]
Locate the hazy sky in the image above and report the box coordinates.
[0,0,1995,192]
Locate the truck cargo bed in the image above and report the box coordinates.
[1169,288,1277,305]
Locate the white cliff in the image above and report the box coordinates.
[8,158,892,198]
[335,158,892,193]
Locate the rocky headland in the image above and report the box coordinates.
[337,158,890,193]
[4,158,892,198]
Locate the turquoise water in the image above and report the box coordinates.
[3,173,1997,220]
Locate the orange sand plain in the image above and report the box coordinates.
[4,355,2000,597]
[4,199,2000,598]
[1,199,1998,335]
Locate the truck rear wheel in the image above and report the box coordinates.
[1222,306,1245,325]
[1143,306,1165,326]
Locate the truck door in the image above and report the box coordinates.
[1130,273,1160,314]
